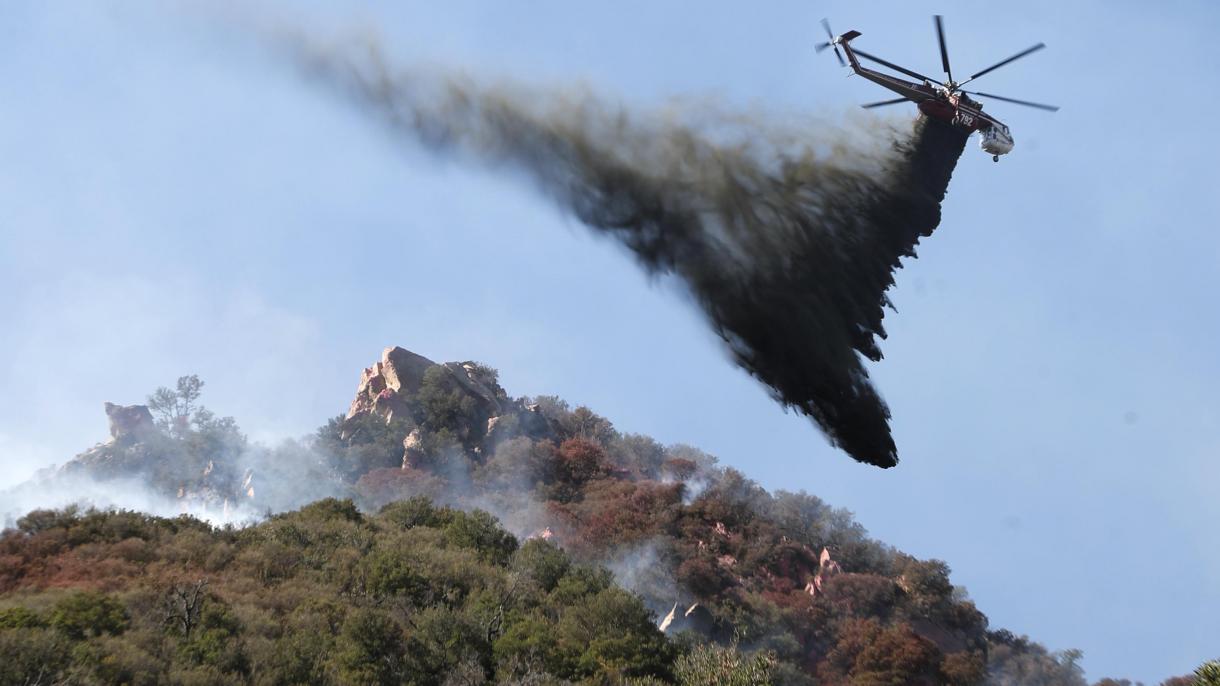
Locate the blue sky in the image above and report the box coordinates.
[1,1,1217,681]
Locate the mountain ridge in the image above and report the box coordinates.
[0,345,1200,685]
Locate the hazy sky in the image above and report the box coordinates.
[1,1,1217,681]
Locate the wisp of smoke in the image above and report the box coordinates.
[0,471,261,529]
[283,33,969,467]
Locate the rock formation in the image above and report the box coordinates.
[402,429,425,469]
[50,401,250,521]
[346,347,512,428]
[658,602,678,632]
[347,346,437,423]
[104,402,157,444]
[806,547,843,597]
[61,402,163,481]
[344,345,554,465]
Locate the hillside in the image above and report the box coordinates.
[0,346,1207,685]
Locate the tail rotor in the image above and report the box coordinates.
[815,18,846,67]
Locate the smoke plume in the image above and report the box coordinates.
[285,35,969,467]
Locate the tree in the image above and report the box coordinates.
[554,438,610,487]
[358,547,430,602]
[512,539,571,593]
[1196,659,1220,686]
[146,374,244,445]
[148,375,205,437]
[675,643,777,686]
[379,496,447,529]
[0,606,44,629]
[0,629,71,685]
[176,600,249,676]
[444,509,519,567]
[402,607,491,683]
[335,609,407,686]
[985,630,1088,686]
[163,579,209,637]
[48,590,128,640]
[318,412,415,480]
[553,587,674,680]
[822,618,943,686]
[142,374,247,496]
[564,406,617,445]
[416,366,484,443]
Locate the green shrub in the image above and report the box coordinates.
[49,590,128,639]
[0,627,71,685]
[177,600,249,677]
[0,605,44,629]
[443,509,518,567]
[674,643,776,686]
[378,495,447,529]
[335,609,407,686]
[513,538,572,593]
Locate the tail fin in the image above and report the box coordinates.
[839,30,862,43]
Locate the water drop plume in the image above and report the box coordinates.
[285,33,969,467]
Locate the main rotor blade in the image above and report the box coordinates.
[960,43,1046,85]
[966,90,1059,111]
[861,98,911,109]
[934,15,953,83]
[852,48,938,84]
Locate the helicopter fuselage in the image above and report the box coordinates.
[833,30,1015,159]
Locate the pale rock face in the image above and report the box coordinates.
[658,602,679,632]
[103,402,156,444]
[808,547,843,597]
[442,362,506,416]
[343,345,557,468]
[381,347,436,397]
[819,547,842,575]
[347,346,438,421]
[402,429,425,469]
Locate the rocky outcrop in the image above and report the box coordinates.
[805,547,843,597]
[53,401,252,521]
[402,429,425,469]
[440,361,505,416]
[346,347,513,426]
[344,346,554,465]
[104,402,156,444]
[347,346,438,422]
[484,403,553,448]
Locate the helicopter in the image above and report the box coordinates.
[816,16,1058,162]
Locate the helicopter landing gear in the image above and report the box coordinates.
[992,155,999,162]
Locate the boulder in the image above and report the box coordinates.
[347,347,519,434]
[442,361,507,416]
[402,429,425,469]
[103,402,156,444]
[808,547,844,596]
[382,347,436,397]
[347,346,437,421]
